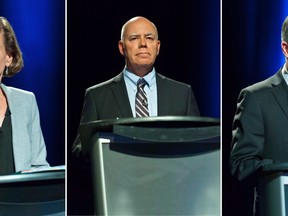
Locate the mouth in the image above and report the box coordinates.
[136,52,150,56]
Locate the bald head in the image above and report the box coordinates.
[120,16,158,41]
[118,16,160,77]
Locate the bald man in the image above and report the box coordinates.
[72,16,200,156]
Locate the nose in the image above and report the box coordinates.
[139,37,147,48]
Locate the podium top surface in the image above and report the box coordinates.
[0,167,65,184]
[80,116,220,154]
[0,171,64,184]
[261,162,288,173]
[80,116,220,132]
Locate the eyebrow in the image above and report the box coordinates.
[129,33,155,38]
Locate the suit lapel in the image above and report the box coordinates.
[270,70,288,120]
[111,72,133,117]
[156,74,170,115]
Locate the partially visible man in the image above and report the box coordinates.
[230,16,288,215]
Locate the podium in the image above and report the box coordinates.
[0,169,65,216]
[257,163,288,216]
[80,116,220,216]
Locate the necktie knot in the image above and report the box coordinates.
[137,78,147,89]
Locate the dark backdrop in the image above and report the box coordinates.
[0,1,65,166]
[67,0,220,214]
[223,0,288,215]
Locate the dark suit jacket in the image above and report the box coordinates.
[230,68,288,183]
[72,71,200,156]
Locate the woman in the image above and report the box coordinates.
[0,16,49,175]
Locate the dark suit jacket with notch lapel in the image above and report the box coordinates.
[72,71,200,156]
[230,68,288,183]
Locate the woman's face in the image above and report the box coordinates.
[0,31,12,80]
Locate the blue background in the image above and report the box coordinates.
[0,0,65,166]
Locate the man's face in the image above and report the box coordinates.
[119,18,160,72]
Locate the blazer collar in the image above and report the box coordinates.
[0,83,13,109]
[156,73,170,116]
[111,71,133,117]
[0,82,8,94]
[270,69,288,119]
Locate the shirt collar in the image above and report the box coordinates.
[124,67,156,90]
[282,64,288,74]
[281,64,288,86]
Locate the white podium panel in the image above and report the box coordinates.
[91,135,220,216]
[258,171,288,216]
[80,116,220,216]
[103,141,219,215]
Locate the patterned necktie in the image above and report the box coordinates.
[135,78,149,117]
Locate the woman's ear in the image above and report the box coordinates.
[5,54,13,67]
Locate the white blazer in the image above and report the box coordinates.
[1,83,49,172]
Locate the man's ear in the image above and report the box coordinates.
[282,41,288,58]
[156,40,161,55]
[118,41,125,56]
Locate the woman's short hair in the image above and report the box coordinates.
[0,16,24,77]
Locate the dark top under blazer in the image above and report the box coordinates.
[230,69,288,183]
[72,71,200,156]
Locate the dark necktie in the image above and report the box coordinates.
[135,78,149,117]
